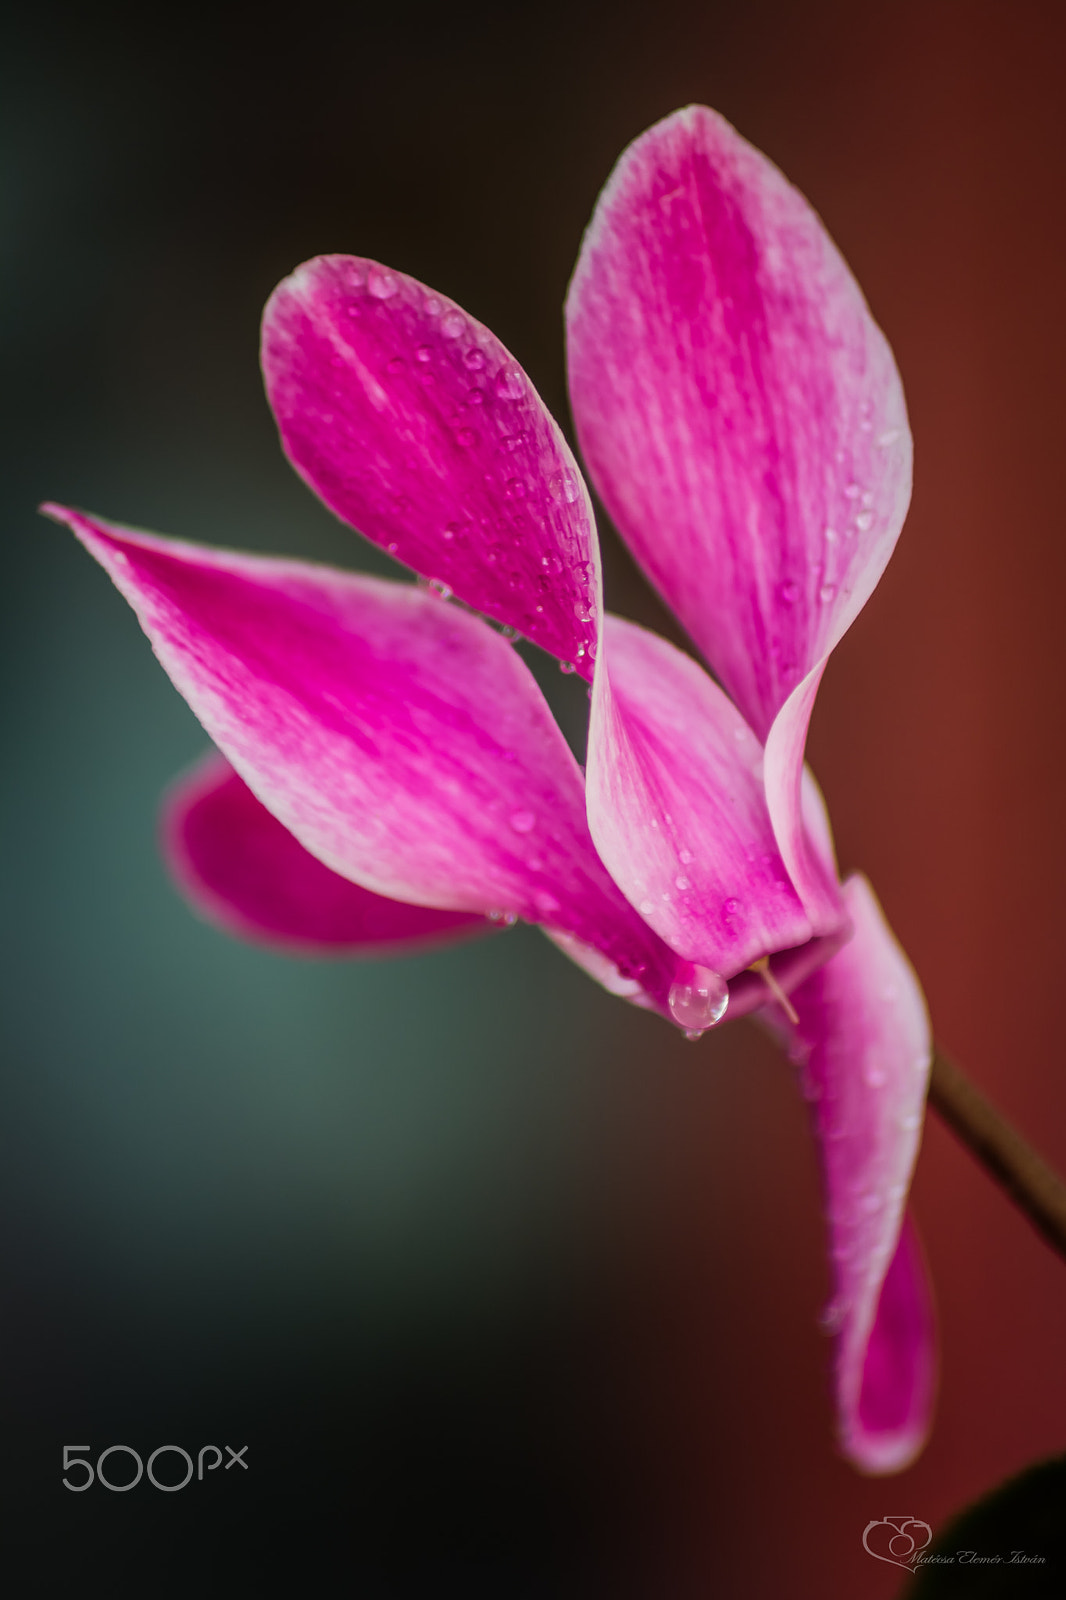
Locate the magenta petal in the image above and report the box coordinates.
[763,662,842,928]
[773,873,934,1473]
[586,614,827,976]
[567,105,912,739]
[163,750,490,954]
[853,1213,936,1474]
[262,255,600,673]
[48,504,679,1009]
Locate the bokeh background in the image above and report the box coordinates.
[4,0,1066,1592]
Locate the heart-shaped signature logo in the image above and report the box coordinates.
[863,1516,933,1571]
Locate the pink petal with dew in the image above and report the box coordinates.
[566,104,912,740]
[767,873,934,1473]
[262,256,601,675]
[586,614,840,981]
[163,750,490,955]
[47,505,679,1012]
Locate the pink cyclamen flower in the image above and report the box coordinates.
[45,105,934,1473]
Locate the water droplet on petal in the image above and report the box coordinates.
[533,890,560,918]
[457,426,479,447]
[509,809,535,834]
[844,482,861,499]
[367,265,399,299]
[877,428,900,448]
[441,309,465,338]
[777,580,800,605]
[423,295,441,317]
[415,345,433,363]
[668,966,729,1034]
[463,346,485,369]
[549,469,581,504]
[559,660,575,674]
[674,875,690,891]
[855,511,873,532]
[819,583,836,603]
[638,900,654,915]
[386,356,406,374]
[427,578,452,600]
[678,848,693,865]
[495,364,525,400]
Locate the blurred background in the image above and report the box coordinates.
[4,0,1066,1592]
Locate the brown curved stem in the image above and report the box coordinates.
[929,1049,1066,1263]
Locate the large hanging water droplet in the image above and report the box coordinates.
[668,965,729,1034]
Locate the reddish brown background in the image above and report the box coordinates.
[586,1,1066,1593]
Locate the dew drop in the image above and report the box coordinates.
[844,482,861,500]
[386,541,398,554]
[415,345,433,363]
[819,583,837,603]
[638,900,654,915]
[559,660,575,674]
[825,526,839,545]
[441,309,465,338]
[877,428,901,448]
[533,890,560,917]
[724,897,740,915]
[777,580,800,605]
[668,966,729,1034]
[367,265,399,299]
[427,578,452,600]
[549,469,581,504]
[541,553,563,574]
[464,346,486,369]
[423,295,441,317]
[855,511,873,532]
[509,809,536,834]
[506,477,527,499]
[456,426,479,447]
[495,364,525,400]
[678,848,693,865]
[385,356,406,375]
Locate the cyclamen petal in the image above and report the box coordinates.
[566,104,912,740]
[586,614,830,975]
[262,255,601,674]
[770,873,934,1473]
[163,750,490,954]
[48,504,679,1010]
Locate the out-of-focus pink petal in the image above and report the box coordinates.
[47,504,679,1012]
[163,750,490,955]
[586,614,835,978]
[566,104,912,740]
[768,873,934,1473]
[763,661,842,927]
[852,1213,936,1474]
[262,255,600,674]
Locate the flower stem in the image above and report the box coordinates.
[928,1050,1066,1263]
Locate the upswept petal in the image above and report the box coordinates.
[586,614,835,978]
[566,104,912,740]
[763,660,842,928]
[47,505,679,1010]
[768,873,934,1473]
[262,255,601,675]
[163,750,489,954]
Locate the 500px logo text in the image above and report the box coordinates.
[61,1444,248,1492]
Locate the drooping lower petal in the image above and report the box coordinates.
[566,104,912,742]
[586,614,836,977]
[765,873,934,1473]
[163,750,490,954]
[262,255,601,673]
[48,504,679,1010]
